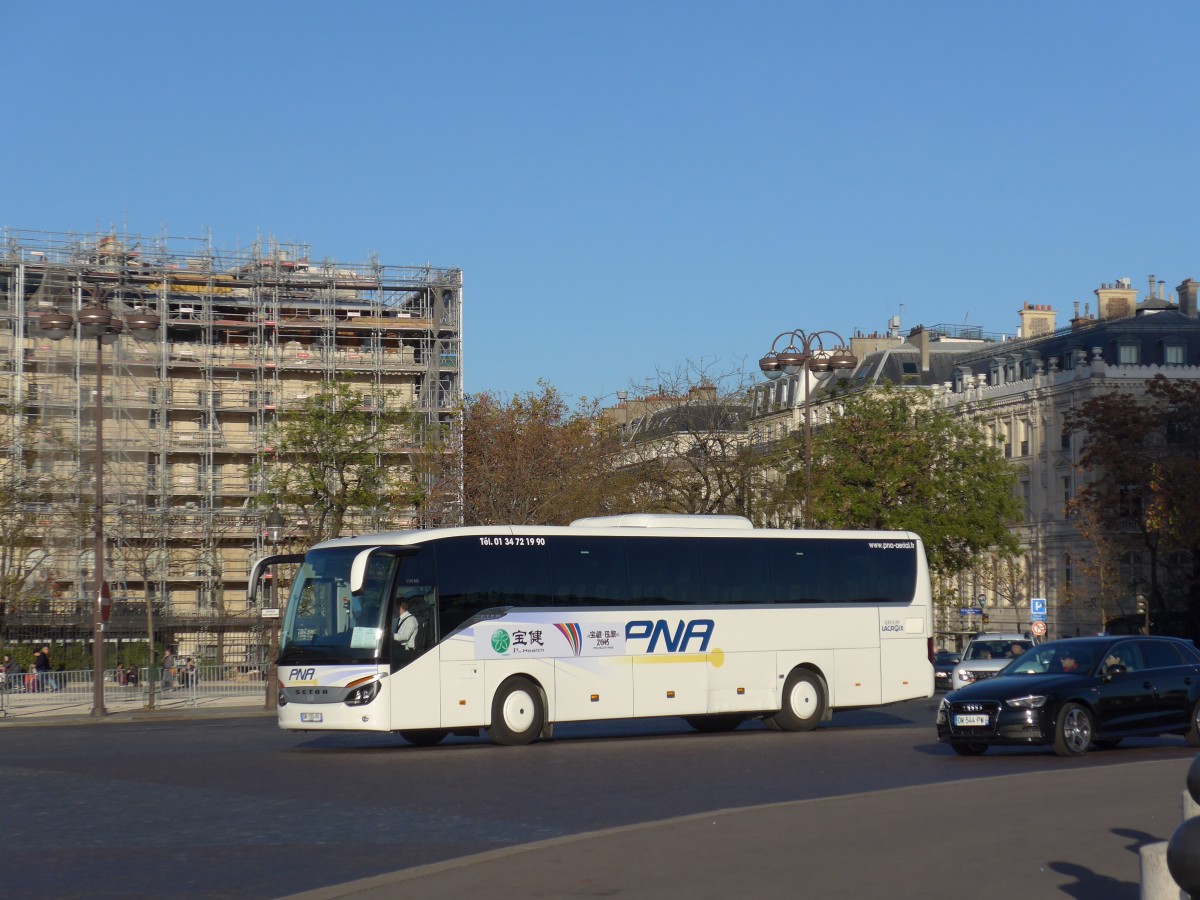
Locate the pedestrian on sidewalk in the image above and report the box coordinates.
[180,657,197,689]
[0,653,17,693]
[35,645,56,692]
[161,649,176,691]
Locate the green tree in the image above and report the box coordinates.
[1069,375,1200,635]
[798,384,1023,584]
[263,381,425,545]
[462,382,629,525]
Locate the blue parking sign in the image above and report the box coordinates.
[1031,598,1047,619]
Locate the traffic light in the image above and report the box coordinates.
[982,614,990,625]
[1137,595,1147,615]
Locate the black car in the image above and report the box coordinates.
[936,635,1200,757]
[933,650,960,692]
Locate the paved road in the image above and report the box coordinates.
[1,700,1195,899]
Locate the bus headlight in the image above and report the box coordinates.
[345,681,381,707]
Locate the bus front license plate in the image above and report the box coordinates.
[954,714,988,727]
[300,712,324,723]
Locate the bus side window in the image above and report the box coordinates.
[624,538,700,605]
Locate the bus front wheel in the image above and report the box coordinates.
[766,669,826,732]
[487,677,545,746]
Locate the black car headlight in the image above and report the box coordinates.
[1004,694,1048,709]
[344,681,381,707]
[937,697,949,724]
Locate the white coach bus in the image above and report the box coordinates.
[251,514,934,746]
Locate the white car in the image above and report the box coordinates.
[951,633,1035,691]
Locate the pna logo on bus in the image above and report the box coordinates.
[626,619,714,653]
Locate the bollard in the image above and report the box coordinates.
[1168,756,1200,898]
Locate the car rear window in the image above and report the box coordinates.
[1137,640,1187,669]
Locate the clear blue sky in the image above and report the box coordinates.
[6,1,1198,403]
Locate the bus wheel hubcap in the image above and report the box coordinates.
[790,681,818,718]
[503,690,535,732]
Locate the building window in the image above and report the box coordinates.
[1116,339,1140,365]
[1120,551,1145,595]
[1062,475,1073,518]
[149,409,161,429]
[1163,342,1186,366]
[1118,484,1142,521]
[1060,416,1071,451]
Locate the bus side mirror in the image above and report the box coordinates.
[349,546,415,593]
[349,548,380,594]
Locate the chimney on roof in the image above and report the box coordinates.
[908,327,931,372]
[1094,280,1138,319]
[1178,279,1199,319]
[1018,302,1055,339]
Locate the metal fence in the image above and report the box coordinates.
[0,664,266,718]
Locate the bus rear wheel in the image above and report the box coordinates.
[765,669,826,732]
[487,677,544,746]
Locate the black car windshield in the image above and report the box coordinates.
[1001,642,1098,676]
[965,640,1032,661]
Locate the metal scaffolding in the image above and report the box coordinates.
[0,227,463,661]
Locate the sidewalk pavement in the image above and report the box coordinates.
[0,690,271,724]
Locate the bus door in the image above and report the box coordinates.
[382,547,442,728]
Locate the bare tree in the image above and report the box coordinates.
[462,382,630,525]
[617,362,782,520]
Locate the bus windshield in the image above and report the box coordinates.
[279,546,397,664]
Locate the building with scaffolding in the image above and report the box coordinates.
[0,227,462,665]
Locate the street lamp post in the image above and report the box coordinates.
[263,506,285,711]
[40,285,160,717]
[759,329,856,529]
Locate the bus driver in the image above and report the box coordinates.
[393,599,418,650]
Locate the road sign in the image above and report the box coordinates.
[1031,598,1047,617]
[1031,621,1047,636]
[959,607,984,616]
[260,607,281,619]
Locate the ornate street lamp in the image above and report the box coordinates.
[39,284,160,716]
[759,329,856,529]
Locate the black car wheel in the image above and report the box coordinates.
[1187,699,1200,748]
[951,742,988,756]
[1053,702,1093,757]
